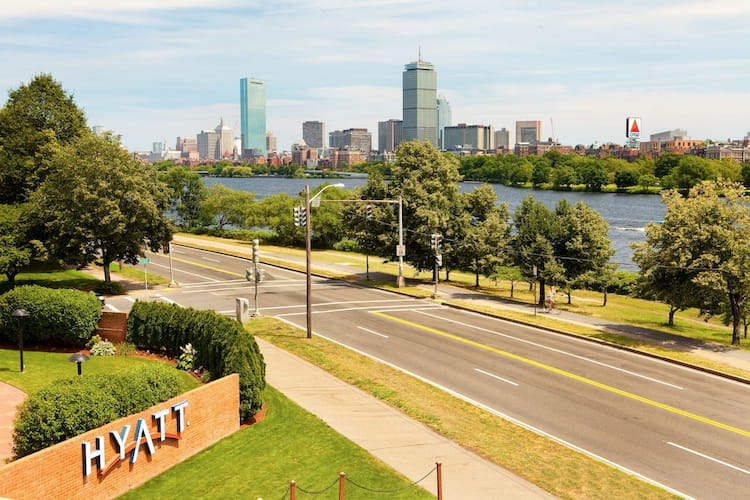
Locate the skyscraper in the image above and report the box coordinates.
[515,121,542,144]
[378,119,403,153]
[436,95,451,149]
[402,58,437,145]
[240,77,266,157]
[494,128,511,148]
[302,121,326,149]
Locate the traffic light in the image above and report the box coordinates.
[293,206,307,227]
[245,267,253,281]
[366,205,373,220]
[430,233,443,252]
[252,239,259,264]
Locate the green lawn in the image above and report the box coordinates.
[121,386,433,500]
[0,269,100,294]
[0,348,198,395]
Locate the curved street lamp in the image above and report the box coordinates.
[12,309,28,373]
[305,183,345,339]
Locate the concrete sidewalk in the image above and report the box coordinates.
[259,338,555,499]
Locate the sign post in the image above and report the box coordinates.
[139,258,151,296]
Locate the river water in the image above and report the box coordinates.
[203,177,665,270]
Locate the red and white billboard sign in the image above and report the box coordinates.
[626,117,641,139]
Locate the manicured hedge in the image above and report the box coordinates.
[12,364,183,458]
[0,285,102,345]
[126,301,266,421]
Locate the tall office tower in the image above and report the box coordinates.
[378,119,403,153]
[436,95,451,149]
[443,124,494,150]
[515,121,542,144]
[215,118,234,159]
[329,130,345,149]
[197,129,219,159]
[494,128,511,148]
[92,125,104,136]
[402,58,437,145]
[302,121,326,149]
[266,131,278,154]
[240,77,266,157]
[343,128,372,152]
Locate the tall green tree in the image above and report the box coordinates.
[200,184,256,230]
[160,166,208,228]
[381,140,462,273]
[0,74,88,203]
[0,204,45,285]
[632,181,750,344]
[512,196,565,305]
[28,133,173,282]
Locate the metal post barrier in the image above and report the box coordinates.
[436,462,443,500]
[339,472,345,500]
[290,480,296,500]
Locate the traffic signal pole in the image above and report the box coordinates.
[305,185,312,339]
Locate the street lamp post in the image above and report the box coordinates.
[305,183,345,339]
[12,309,28,373]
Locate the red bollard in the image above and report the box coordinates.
[339,472,346,500]
[290,480,296,500]
[436,462,443,500]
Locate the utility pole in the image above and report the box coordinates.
[305,185,312,339]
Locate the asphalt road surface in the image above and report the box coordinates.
[105,245,750,499]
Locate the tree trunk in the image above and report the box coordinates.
[102,255,112,283]
[602,288,608,307]
[566,291,571,304]
[475,268,479,287]
[6,272,17,287]
[668,306,676,326]
[538,278,546,306]
[510,280,515,298]
[729,293,742,346]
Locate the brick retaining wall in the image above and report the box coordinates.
[96,311,128,344]
[0,374,239,500]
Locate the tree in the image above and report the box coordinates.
[614,168,640,189]
[160,166,208,228]
[632,181,750,344]
[28,133,173,282]
[379,140,462,273]
[512,196,565,305]
[577,158,608,191]
[254,193,298,245]
[654,152,681,179]
[200,184,256,230]
[553,200,616,304]
[0,204,45,285]
[0,74,88,204]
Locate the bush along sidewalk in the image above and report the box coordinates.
[126,301,266,421]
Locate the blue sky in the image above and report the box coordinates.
[2,0,748,152]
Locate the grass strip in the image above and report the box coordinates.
[251,318,677,499]
[0,348,199,395]
[121,386,433,500]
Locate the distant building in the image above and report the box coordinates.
[240,77,266,157]
[443,124,494,151]
[329,128,372,152]
[266,131,278,154]
[436,95,451,149]
[494,127,511,148]
[215,118,234,159]
[650,129,689,142]
[378,119,403,153]
[515,121,542,144]
[292,141,318,167]
[402,58,437,145]
[302,121,326,149]
[329,130,344,149]
[92,125,104,136]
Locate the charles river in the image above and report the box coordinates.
[203,176,665,271]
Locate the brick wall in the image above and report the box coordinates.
[96,311,128,343]
[0,374,239,500]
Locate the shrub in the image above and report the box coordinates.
[94,281,126,295]
[333,238,360,252]
[90,339,116,356]
[176,343,197,371]
[12,364,183,458]
[86,334,102,350]
[0,285,102,345]
[127,301,265,421]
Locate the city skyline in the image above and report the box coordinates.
[1,1,749,153]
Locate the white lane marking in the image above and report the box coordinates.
[154,294,178,306]
[268,322,692,500]
[263,300,420,311]
[475,368,519,386]
[183,279,249,288]
[667,442,750,475]
[146,261,220,282]
[358,326,389,338]
[414,310,684,390]
[202,257,221,263]
[103,304,120,312]
[125,297,136,303]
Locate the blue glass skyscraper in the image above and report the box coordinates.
[240,78,266,157]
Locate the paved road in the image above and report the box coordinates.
[106,244,750,499]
